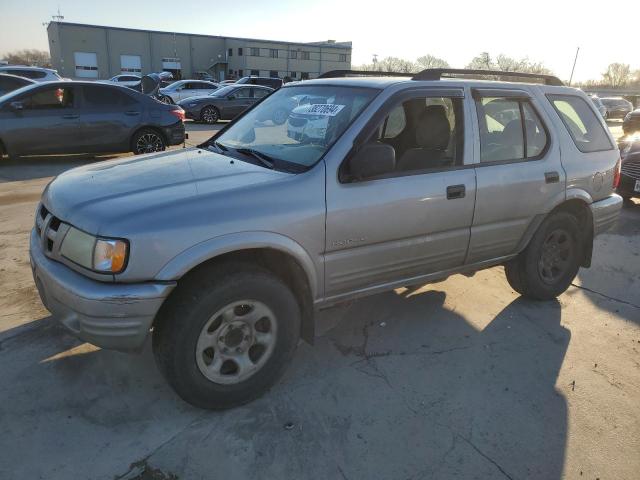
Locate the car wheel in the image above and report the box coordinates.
[153,262,301,410]
[504,212,582,300]
[273,109,288,125]
[159,95,173,104]
[131,129,166,155]
[201,106,219,124]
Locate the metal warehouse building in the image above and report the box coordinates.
[47,21,352,81]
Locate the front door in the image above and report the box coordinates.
[467,90,565,263]
[324,89,476,298]
[224,87,254,119]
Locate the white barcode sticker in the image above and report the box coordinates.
[297,104,345,116]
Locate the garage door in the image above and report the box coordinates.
[121,55,142,74]
[74,52,98,78]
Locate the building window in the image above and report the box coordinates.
[250,47,260,56]
[251,69,259,76]
[290,71,297,78]
[290,50,297,59]
[269,49,278,58]
[301,72,309,80]
[269,70,279,78]
[228,48,233,57]
[301,51,310,60]
[238,69,243,77]
[238,48,243,56]
[229,69,233,75]
[339,53,347,62]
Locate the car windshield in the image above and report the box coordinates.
[209,85,236,97]
[212,85,378,171]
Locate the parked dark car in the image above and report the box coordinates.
[0,81,185,158]
[0,73,35,96]
[618,135,640,200]
[236,76,283,89]
[178,84,273,123]
[623,109,640,135]
[601,97,633,119]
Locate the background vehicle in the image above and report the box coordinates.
[158,80,219,104]
[623,109,640,135]
[0,73,35,96]
[0,65,62,82]
[236,76,283,89]
[29,69,622,410]
[588,95,608,118]
[618,134,640,200]
[0,81,185,158]
[601,97,633,119]
[194,71,215,81]
[108,74,141,88]
[178,84,273,123]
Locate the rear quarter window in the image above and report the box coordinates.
[547,94,613,153]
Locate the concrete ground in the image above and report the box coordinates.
[0,120,638,480]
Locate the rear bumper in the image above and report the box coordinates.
[29,229,176,351]
[590,194,623,235]
[161,121,186,146]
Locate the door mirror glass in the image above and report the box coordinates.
[227,94,236,100]
[349,143,396,181]
[9,101,24,111]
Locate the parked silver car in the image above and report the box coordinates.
[30,69,622,409]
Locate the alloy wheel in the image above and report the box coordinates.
[135,133,164,154]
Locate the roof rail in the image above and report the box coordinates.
[317,70,413,79]
[412,68,564,86]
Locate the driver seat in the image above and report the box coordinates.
[396,105,451,172]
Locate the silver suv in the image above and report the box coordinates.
[30,69,623,409]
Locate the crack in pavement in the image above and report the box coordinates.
[456,434,516,480]
[570,283,640,309]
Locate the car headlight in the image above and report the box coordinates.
[60,227,128,273]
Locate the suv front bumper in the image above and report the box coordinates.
[590,194,623,235]
[29,229,176,351]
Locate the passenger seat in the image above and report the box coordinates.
[396,105,451,172]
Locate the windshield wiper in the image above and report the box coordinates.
[207,140,228,153]
[234,148,275,169]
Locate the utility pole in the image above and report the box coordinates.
[569,47,580,86]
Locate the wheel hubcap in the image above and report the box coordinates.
[538,229,572,284]
[202,108,217,123]
[136,133,163,154]
[195,300,277,384]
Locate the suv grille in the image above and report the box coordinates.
[35,204,62,255]
[621,158,640,180]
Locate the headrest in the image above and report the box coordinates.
[415,105,451,150]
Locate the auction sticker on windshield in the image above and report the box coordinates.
[297,104,345,116]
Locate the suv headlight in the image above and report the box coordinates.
[60,227,129,273]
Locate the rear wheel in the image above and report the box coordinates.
[131,128,166,155]
[153,262,301,409]
[201,106,219,124]
[504,212,582,300]
[159,95,173,104]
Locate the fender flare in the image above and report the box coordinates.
[155,231,319,299]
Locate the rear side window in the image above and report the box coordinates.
[83,86,135,107]
[9,69,45,79]
[476,97,548,162]
[547,94,612,152]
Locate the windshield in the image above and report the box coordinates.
[212,85,378,170]
[209,85,237,97]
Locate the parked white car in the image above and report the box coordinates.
[108,74,141,88]
[158,80,219,104]
[0,66,62,82]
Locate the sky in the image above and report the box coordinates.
[1,0,638,82]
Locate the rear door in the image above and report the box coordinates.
[3,84,81,155]
[467,88,564,263]
[78,85,141,153]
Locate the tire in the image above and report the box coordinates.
[131,128,166,155]
[200,106,219,124]
[159,95,174,105]
[504,212,583,300]
[153,262,301,410]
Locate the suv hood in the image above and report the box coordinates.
[42,148,289,235]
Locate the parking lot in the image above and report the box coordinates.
[0,119,638,479]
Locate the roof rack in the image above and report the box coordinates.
[317,70,413,79]
[317,68,564,86]
[412,68,564,86]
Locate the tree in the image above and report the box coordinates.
[466,52,493,70]
[1,49,51,68]
[415,54,449,69]
[602,63,632,88]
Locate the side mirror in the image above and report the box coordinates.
[348,143,396,181]
[10,101,24,112]
[227,95,236,100]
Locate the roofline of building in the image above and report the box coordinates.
[47,21,352,50]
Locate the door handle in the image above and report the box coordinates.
[62,114,79,119]
[125,111,140,116]
[545,171,560,184]
[446,184,466,200]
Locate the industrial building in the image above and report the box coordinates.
[46,21,352,82]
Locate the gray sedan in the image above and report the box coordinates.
[178,85,273,123]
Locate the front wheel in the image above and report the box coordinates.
[200,106,219,124]
[153,263,301,409]
[159,95,173,104]
[504,212,583,300]
[132,129,166,155]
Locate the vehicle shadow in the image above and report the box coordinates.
[0,289,570,480]
[0,154,119,182]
